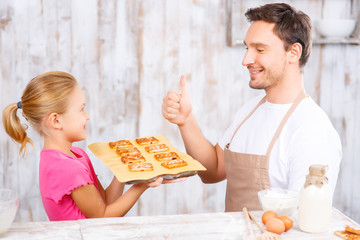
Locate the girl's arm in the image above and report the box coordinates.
[97,177,125,204]
[71,178,163,218]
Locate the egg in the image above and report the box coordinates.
[278,215,294,231]
[265,217,285,234]
[261,210,278,225]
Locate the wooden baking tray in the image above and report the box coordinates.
[88,135,206,184]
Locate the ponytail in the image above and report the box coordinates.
[2,103,34,156]
[2,71,77,157]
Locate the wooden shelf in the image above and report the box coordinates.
[230,38,360,46]
[312,37,360,45]
[227,0,360,47]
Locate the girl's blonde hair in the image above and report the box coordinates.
[2,71,78,156]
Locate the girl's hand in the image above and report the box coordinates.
[162,177,187,183]
[146,177,188,188]
[146,177,164,187]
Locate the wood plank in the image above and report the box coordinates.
[5,221,82,240]
[4,209,358,239]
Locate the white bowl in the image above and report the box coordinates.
[0,189,19,235]
[315,19,356,38]
[258,188,299,216]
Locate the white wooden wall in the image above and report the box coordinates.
[0,0,359,223]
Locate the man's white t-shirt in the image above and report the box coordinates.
[218,94,342,193]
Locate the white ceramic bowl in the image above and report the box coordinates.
[315,19,356,38]
[0,189,19,235]
[258,188,299,216]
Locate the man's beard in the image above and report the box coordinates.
[248,63,286,90]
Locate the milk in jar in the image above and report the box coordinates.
[298,164,332,233]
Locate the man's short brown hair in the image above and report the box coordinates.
[245,3,312,67]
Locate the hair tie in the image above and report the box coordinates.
[17,101,22,109]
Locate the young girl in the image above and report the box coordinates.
[2,71,164,221]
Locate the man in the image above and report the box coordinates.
[162,3,342,211]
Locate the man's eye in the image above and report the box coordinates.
[257,49,264,52]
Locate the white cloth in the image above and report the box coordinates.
[218,93,342,194]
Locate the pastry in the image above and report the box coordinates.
[154,152,179,161]
[145,144,169,153]
[109,140,133,149]
[116,147,140,157]
[121,154,146,164]
[346,226,360,235]
[334,230,360,240]
[128,163,154,172]
[161,158,188,169]
[135,136,159,146]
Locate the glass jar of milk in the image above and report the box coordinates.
[298,164,332,233]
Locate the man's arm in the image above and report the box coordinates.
[162,76,226,183]
[178,114,226,183]
[287,122,342,193]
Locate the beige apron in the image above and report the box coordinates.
[224,90,307,212]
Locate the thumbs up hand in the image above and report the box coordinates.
[162,75,193,126]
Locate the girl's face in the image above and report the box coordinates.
[59,85,90,143]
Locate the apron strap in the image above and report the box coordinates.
[265,90,307,157]
[226,96,266,149]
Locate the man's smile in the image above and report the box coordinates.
[248,67,264,78]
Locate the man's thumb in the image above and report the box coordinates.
[179,75,189,97]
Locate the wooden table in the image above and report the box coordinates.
[2,208,358,239]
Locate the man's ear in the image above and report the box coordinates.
[47,113,62,130]
[288,42,302,64]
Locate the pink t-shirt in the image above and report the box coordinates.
[39,147,100,221]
